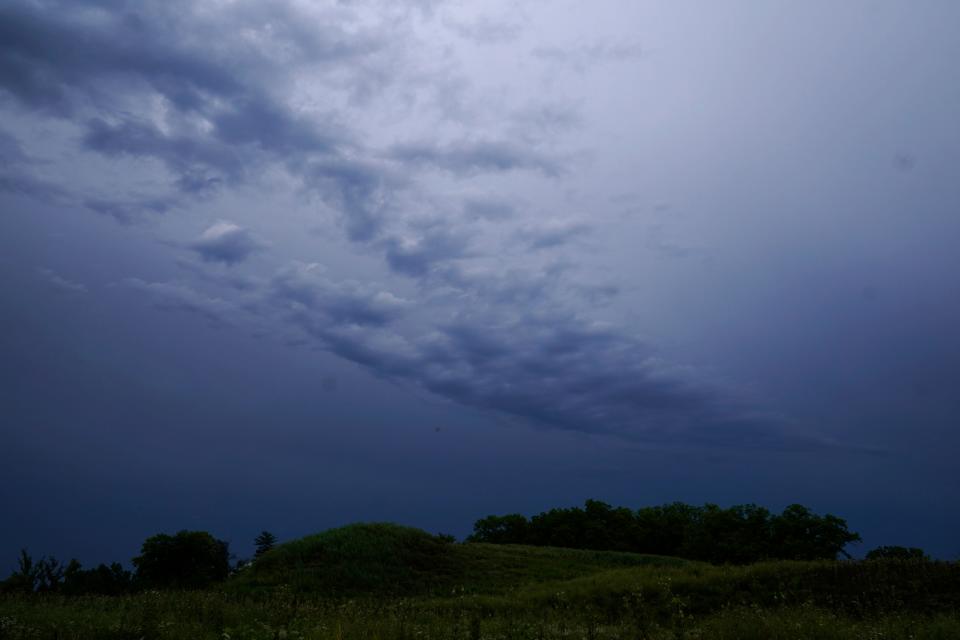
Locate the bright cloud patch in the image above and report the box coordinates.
[190,221,264,265]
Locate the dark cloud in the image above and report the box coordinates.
[215,260,810,449]
[113,253,756,447]
[0,0,378,115]
[381,226,471,277]
[269,262,408,327]
[441,319,816,448]
[292,314,419,378]
[389,139,563,176]
[433,262,565,307]
[81,118,246,194]
[300,157,403,243]
[189,221,264,266]
[0,1,241,115]
[277,294,806,447]
[0,0,812,455]
[0,0,378,205]
[209,95,340,157]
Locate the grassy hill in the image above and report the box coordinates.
[230,523,960,616]
[231,522,690,596]
[3,522,959,639]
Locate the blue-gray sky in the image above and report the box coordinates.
[1,0,958,566]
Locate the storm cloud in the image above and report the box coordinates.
[3,0,960,561]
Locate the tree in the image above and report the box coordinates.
[866,545,929,561]
[0,549,38,593]
[62,560,133,595]
[35,555,66,592]
[254,531,277,558]
[132,530,230,589]
[0,549,69,593]
[468,500,861,564]
[635,502,699,557]
[467,514,530,544]
[770,504,861,560]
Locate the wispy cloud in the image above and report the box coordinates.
[37,268,87,294]
[389,139,564,177]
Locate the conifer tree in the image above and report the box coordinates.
[254,531,277,558]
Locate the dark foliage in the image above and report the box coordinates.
[254,530,277,558]
[866,545,930,561]
[62,560,133,595]
[0,549,68,593]
[132,530,230,590]
[1,550,133,596]
[468,499,861,563]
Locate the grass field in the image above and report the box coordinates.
[2,523,958,639]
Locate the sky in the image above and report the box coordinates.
[1,0,958,568]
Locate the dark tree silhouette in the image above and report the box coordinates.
[133,530,230,589]
[866,545,929,561]
[0,549,70,593]
[469,514,529,545]
[469,500,861,564]
[62,560,133,595]
[254,530,277,558]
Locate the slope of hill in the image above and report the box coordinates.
[230,522,690,596]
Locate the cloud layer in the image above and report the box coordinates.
[8,0,950,455]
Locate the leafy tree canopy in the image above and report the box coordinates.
[469,500,861,564]
[132,530,230,589]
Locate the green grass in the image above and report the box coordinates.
[2,523,958,639]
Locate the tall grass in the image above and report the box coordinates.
[3,527,957,640]
[3,558,958,639]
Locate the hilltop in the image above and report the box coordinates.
[230,522,690,596]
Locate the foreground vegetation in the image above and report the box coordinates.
[2,589,960,640]
[2,523,958,640]
[2,561,959,639]
[1,505,955,639]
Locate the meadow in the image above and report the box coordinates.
[1,524,958,640]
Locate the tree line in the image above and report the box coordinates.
[0,530,277,596]
[468,500,864,563]
[2,502,930,594]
